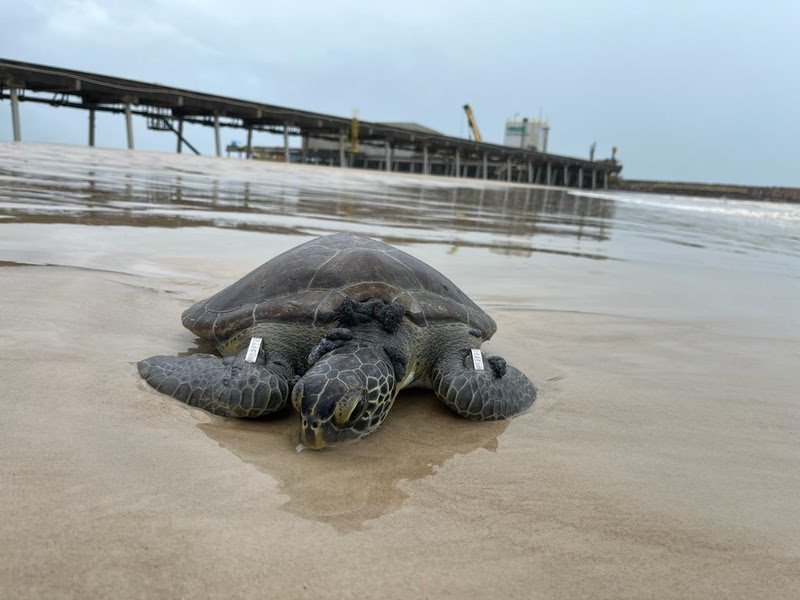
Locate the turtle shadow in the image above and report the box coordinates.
[177,337,217,357]
[197,390,508,532]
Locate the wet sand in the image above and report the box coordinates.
[1,142,799,598]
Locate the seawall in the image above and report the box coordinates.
[613,179,800,203]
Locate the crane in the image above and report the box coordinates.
[349,108,359,153]
[463,104,482,142]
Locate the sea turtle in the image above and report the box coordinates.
[138,233,536,448]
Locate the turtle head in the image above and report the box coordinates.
[291,345,398,448]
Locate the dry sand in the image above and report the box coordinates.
[1,143,799,598]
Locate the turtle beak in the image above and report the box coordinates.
[300,417,328,449]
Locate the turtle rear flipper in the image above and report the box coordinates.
[137,353,292,418]
[432,348,536,420]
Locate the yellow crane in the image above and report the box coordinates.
[463,104,481,142]
[349,109,359,153]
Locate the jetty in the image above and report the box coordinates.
[0,58,621,188]
[614,179,800,203]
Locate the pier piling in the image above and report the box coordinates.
[213,113,221,157]
[176,118,184,153]
[10,86,21,142]
[124,102,133,149]
[88,108,95,147]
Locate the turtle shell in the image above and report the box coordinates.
[182,233,496,344]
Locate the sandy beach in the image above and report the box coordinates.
[1,142,799,598]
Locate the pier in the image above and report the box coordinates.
[0,58,621,188]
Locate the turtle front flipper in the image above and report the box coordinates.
[137,352,293,418]
[432,349,536,420]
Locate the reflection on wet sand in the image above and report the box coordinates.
[2,184,615,259]
[0,142,615,260]
[199,391,508,532]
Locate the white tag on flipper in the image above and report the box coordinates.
[471,349,485,371]
[244,337,263,363]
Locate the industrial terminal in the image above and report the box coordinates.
[0,58,621,189]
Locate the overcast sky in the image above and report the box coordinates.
[1,0,798,186]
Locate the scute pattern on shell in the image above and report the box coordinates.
[181,233,496,344]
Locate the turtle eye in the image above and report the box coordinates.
[333,390,366,426]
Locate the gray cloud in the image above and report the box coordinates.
[2,0,798,185]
